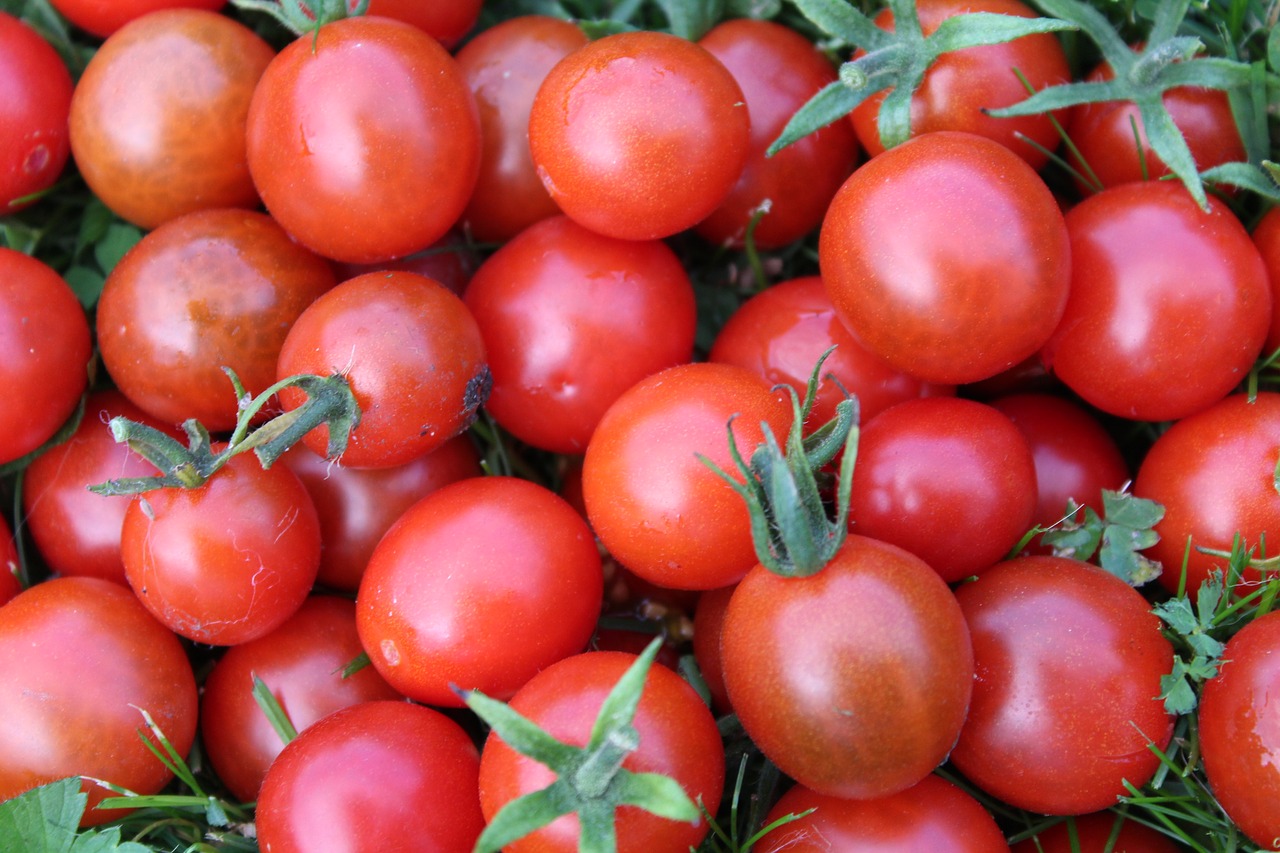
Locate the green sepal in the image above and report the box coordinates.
[652,0,723,40]
[768,80,865,156]
[789,0,889,49]
[1199,161,1280,202]
[229,0,370,35]
[252,675,299,746]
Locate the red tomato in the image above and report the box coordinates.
[950,556,1175,815]
[0,516,19,606]
[464,215,697,453]
[1011,811,1182,853]
[695,19,859,249]
[0,248,92,466]
[756,775,1010,852]
[528,30,750,241]
[0,12,72,215]
[356,476,602,707]
[1041,181,1270,422]
[276,271,489,469]
[582,362,792,591]
[256,700,484,853]
[819,131,1070,385]
[1198,609,1280,851]
[1253,206,1280,355]
[200,596,403,803]
[364,0,483,48]
[120,451,322,646]
[455,16,586,242]
[246,16,480,264]
[96,208,336,431]
[47,0,226,38]
[68,10,272,229]
[691,584,734,715]
[0,577,197,826]
[331,228,476,297]
[477,650,724,853]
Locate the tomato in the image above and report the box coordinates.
[1253,206,1280,356]
[120,450,322,646]
[1011,811,1182,853]
[0,248,92,466]
[47,0,226,38]
[331,228,476,297]
[364,0,483,48]
[849,397,1038,583]
[68,10,272,230]
[756,775,1010,852]
[1133,392,1280,596]
[96,208,336,431]
[455,16,586,242]
[255,700,484,853]
[691,584,734,715]
[464,215,697,453]
[695,19,859,249]
[582,362,792,591]
[477,650,724,853]
[723,535,974,800]
[528,30,750,241]
[200,596,403,803]
[246,16,480,264]
[1041,181,1270,422]
[950,556,1175,815]
[0,577,197,826]
[0,516,19,607]
[0,12,72,215]
[819,131,1070,385]
[356,476,602,707]
[276,271,490,469]
[850,0,1072,170]
[1198,609,1280,851]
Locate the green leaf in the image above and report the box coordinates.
[725,0,779,17]
[92,223,142,276]
[1101,490,1165,532]
[1153,597,1198,636]
[70,829,150,853]
[1158,668,1198,716]
[652,0,722,40]
[1041,503,1104,561]
[1269,21,1280,74]
[0,777,85,853]
[62,266,106,310]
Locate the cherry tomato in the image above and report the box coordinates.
[331,228,476,297]
[1253,206,1280,355]
[819,131,1070,385]
[528,30,750,241]
[68,9,272,229]
[364,0,483,48]
[47,0,226,38]
[1011,811,1182,853]
[0,12,72,215]
[691,584,734,715]
[0,516,19,606]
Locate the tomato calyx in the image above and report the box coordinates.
[459,638,701,853]
[230,0,369,35]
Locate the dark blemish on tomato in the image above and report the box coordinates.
[463,364,493,416]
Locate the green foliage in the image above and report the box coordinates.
[1040,490,1165,586]
[0,779,150,853]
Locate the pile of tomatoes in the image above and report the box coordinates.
[2,0,1279,850]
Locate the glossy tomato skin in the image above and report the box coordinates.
[722,535,974,800]
[1010,811,1182,853]
[200,596,403,803]
[0,12,72,215]
[951,556,1175,815]
[529,30,750,241]
[0,516,19,606]
[456,16,586,242]
[47,0,225,38]
[582,362,792,591]
[0,248,92,466]
[357,476,602,707]
[364,0,482,47]
[246,16,480,264]
[120,451,322,645]
[0,577,198,826]
[69,10,272,229]
[97,208,336,431]
[465,215,697,453]
[276,271,490,469]
[1254,206,1280,355]
[691,584,735,715]
[695,19,858,249]
[1042,181,1269,422]
[820,131,1070,385]
[756,775,1009,852]
[256,700,484,853]
[1198,610,1280,851]
[478,651,724,853]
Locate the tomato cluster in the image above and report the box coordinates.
[2,0,1280,851]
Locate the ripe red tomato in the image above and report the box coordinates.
[246,16,480,264]
[819,131,1070,385]
[0,248,92,466]
[0,12,72,215]
[120,451,322,646]
[68,10,272,229]
[722,535,974,800]
[950,556,1175,815]
[464,215,696,453]
[1041,181,1270,422]
[0,516,19,607]
[1253,206,1280,355]
[256,700,485,853]
[0,577,197,826]
[364,0,483,48]
[691,584,735,715]
[1011,811,1182,853]
[47,0,226,38]
[331,228,476,297]
[528,30,750,241]
[477,650,724,853]
[276,271,490,469]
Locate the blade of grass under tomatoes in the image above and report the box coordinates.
[251,675,298,745]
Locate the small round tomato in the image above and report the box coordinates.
[331,228,476,297]
[819,131,1070,385]
[0,12,72,215]
[365,0,483,48]
[0,516,19,606]
[246,16,480,264]
[256,700,484,853]
[950,556,1175,815]
[528,30,750,241]
[69,9,272,229]
[0,577,197,826]
[1011,811,1182,853]
[691,584,735,715]
[1253,206,1280,355]
[47,0,226,38]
